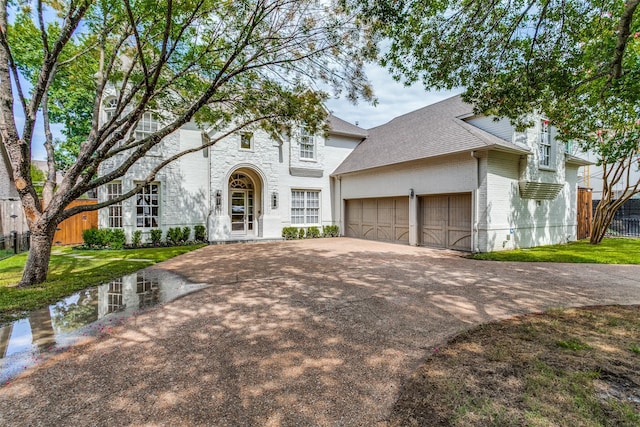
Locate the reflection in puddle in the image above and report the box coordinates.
[0,270,207,384]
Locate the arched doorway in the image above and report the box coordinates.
[229,172,256,235]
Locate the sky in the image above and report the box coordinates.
[28,63,462,160]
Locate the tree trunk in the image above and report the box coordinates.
[18,226,56,287]
[590,202,610,244]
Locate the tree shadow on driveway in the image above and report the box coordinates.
[1,238,639,426]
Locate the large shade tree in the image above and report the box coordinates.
[347,0,640,243]
[0,0,374,287]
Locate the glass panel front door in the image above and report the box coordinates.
[230,190,253,234]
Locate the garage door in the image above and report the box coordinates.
[420,193,472,251]
[346,197,409,244]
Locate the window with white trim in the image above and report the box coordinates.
[106,182,122,228]
[291,190,320,225]
[539,119,551,167]
[136,183,159,228]
[104,98,118,122]
[135,112,160,153]
[240,132,253,150]
[299,127,315,160]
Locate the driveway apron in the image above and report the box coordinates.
[1,238,639,426]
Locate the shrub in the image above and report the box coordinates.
[150,229,163,245]
[82,228,107,247]
[182,226,191,242]
[282,226,299,240]
[322,225,339,237]
[306,226,320,238]
[132,230,142,247]
[82,228,126,249]
[298,227,306,239]
[108,228,126,249]
[167,227,181,244]
[194,225,206,241]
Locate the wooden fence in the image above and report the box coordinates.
[53,199,98,245]
[577,187,592,240]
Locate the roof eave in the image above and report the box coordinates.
[332,145,530,177]
[565,154,594,166]
[328,130,368,139]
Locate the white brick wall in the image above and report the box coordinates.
[481,123,578,252]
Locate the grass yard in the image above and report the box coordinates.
[470,238,640,264]
[0,245,204,324]
[389,305,640,427]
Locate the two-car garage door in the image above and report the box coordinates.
[345,193,471,251]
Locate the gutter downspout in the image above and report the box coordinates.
[337,175,342,236]
[471,151,480,253]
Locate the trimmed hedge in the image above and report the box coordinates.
[82,228,126,249]
[282,225,340,240]
[322,225,339,237]
[194,225,206,241]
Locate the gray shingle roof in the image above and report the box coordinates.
[333,95,529,175]
[328,114,368,138]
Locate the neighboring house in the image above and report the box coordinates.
[576,151,640,201]
[98,95,589,251]
[0,143,28,235]
[332,96,590,252]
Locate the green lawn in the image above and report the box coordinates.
[0,245,204,323]
[470,238,640,264]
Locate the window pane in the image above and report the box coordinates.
[290,190,319,225]
[136,183,159,228]
[240,133,252,149]
[107,182,122,229]
[300,127,315,159]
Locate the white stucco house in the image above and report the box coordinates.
[98,95,590,252]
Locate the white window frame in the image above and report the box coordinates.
[106,181,123,228]
[299,127,316,160]
[135,112,160,154]
[104,97,118,123]
[136,183,160,228]
[539,119,552,168]
[240,132,253,151]
[291,190,320,225]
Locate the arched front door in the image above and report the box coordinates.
[229,173,254,235]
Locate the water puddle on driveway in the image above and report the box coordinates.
[0,270,208,384]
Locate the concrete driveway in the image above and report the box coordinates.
[1,238,639,426]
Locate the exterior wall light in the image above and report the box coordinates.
[215,190,222,209]
[272,191,278,209]
[409,188,415,199]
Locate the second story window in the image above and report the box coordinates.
[539,119,551,167]
[104,98,118,123]
[135,112,160,154]
[300,127,315,160]
[240,132,253,150]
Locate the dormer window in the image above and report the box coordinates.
[299,127,315,160]
[539,119,551,167]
